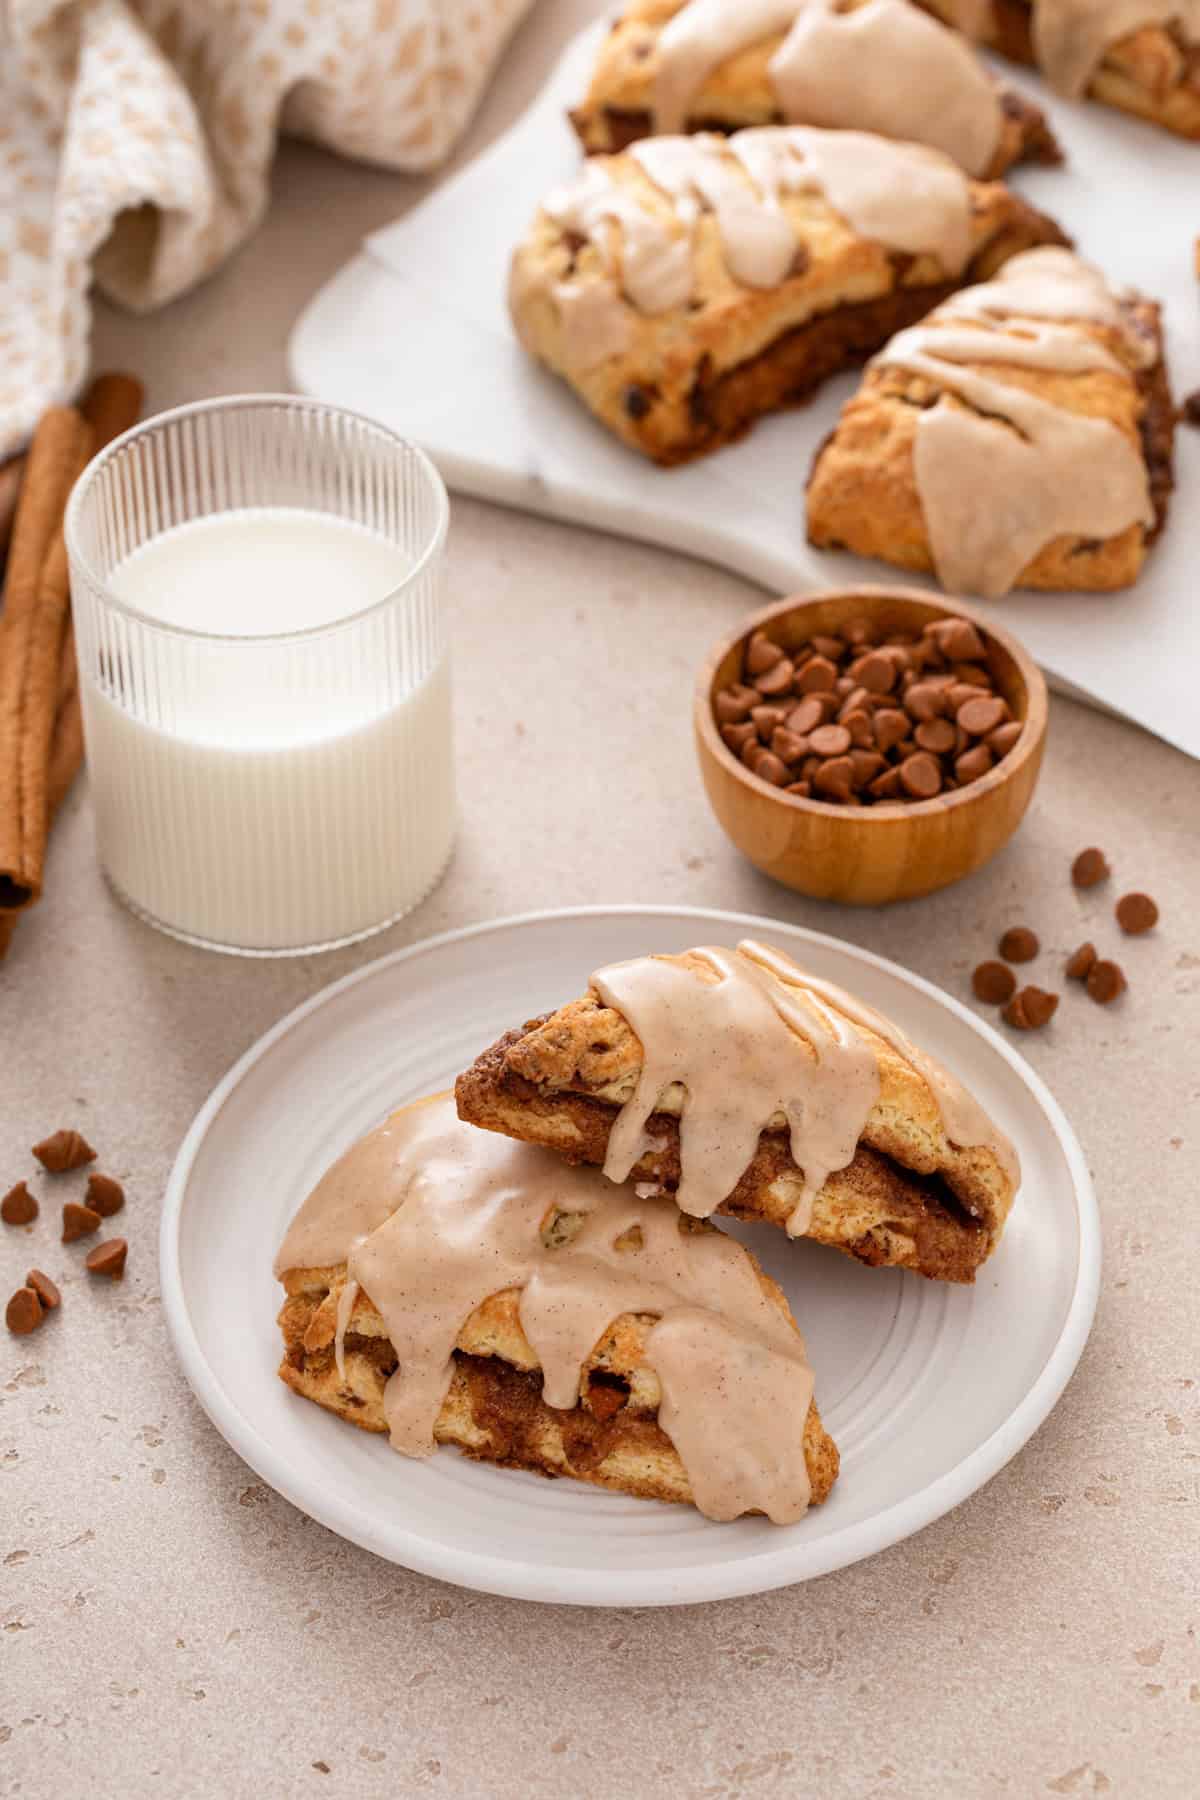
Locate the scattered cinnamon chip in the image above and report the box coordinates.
[1115,892,1158,935]
[1071,847,1110,889]
[999,926,1039,963]
[1003,986,1059,1030]
[1181,391,1200,428]
[972,961,1016,1005]
[1,1180,38,1225]
[86,1173,125,1218]
[6,1286,43,1335]
[1065,942,1097,981]
[25,1269,61,1310]
[33,1129,96,1173]
[85,1237,127,1280]
[1086,960,1127,1005]
[62,1201,102,1243]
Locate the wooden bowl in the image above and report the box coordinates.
[695,587,1047,906]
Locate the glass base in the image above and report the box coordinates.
[101,838,456,958]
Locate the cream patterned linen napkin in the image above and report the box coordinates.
[0,0,536,458]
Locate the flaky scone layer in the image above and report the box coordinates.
[806,293,1173,593]
[571,0,1061,171]
[917,0,1200,140]
[509,154,1067,465]
[277,1245,839,1511]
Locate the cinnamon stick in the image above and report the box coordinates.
[0,455,24,566]
[0,372,143,950]
[0,408,92,912]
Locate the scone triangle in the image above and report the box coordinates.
[276,1093,839,1523]
[456,941,1020,1283]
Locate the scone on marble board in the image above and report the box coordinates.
[917,0,1200,141]
[571,0,1061,174]
[456,941,1020,1283]
[805,248,1175,597]
[508,125,1068,464]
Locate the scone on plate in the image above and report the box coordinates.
[456,941,1020,1283]
[276,1093,838,1523]
[806,247,1175,596]
[571,0,1061,175]
[917,0,1200,140]
[508,125,1067,464]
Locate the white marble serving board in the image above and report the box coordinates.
[290,20,1199,758]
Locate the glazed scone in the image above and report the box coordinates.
[806,248,1175,596]
[918,0,1200,140]
[509,126,1068,464]
[572,0,1061,175]
[276,1095,838,1522]
[456,942,1020,1284]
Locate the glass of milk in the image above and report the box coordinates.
[64,395,454,954]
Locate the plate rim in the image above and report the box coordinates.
[159,904,1101,1607]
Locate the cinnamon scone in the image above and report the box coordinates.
[276,1094,838,1522]
[917,0,1200,140]
[509,127,1067,464]
[572,0,1061,175]
[456,942,1020,1284]
[806,247,1174,596]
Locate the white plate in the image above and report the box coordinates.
[160,907,1099,1607]
[290,22,1200,757]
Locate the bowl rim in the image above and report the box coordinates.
[695,584,1048,822]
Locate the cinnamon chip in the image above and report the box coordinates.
[1086,960,1127,1005]
[5,1286,43,1336]
[1065,942,1097,981]
[86,1173,125,1218]
[1115,892,1158,935]
[1003,986,1059,1030]
[1071,847,1109,888]
[933,619,987,663]
[795,655,838,694]
[745,632,783,676]
[62,1201,102,1243]
[809,723,852,758]
[26,1269,61,1310]
[873,708,910,753]
[33,1129,96,1173]
[752,658,795,697]
[972,961,1016,1005]
[85,1237,127,1280]
[999,926,1039,963]
[898,752,941,799]
[813,755,855,802]
[1,1181,38,1226]
[785,697,824,738]
[956,695,1007,738]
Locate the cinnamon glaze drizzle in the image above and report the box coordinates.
[594,940,1017,1236]
[652,0,1003,176]
[535,125,972,371]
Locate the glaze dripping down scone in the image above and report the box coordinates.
[806,248,1175,597]
[508,125,1067,464]
[455,943,1020,1284]
[276,1095,838,1522]
[571,0,1061,175]
[916,0,1200,141]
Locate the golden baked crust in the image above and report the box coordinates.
[509,139,1067,465]
[455,958,1017,1284]
[572,0,1062,171]
[277,1226,839,1512]
[806,288,1174,593]
[918,0,1200,140]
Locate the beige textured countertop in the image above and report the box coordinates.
[3,5,1198,1794]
